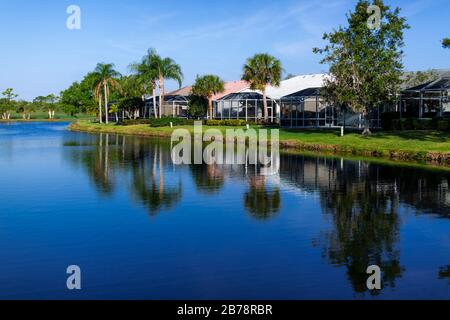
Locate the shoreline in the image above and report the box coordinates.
[69,121,450,167]
[0,118,87,123]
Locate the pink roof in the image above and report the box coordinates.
[212,80,250,100]
[167,86,192,96]
[167,80,250,100]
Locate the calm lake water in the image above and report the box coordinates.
[0,122,449,300]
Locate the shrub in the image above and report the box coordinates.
[400,118,414,130]
[187,95,208,119]
[122,119,152,126]
[411,118,421,130]
[391,119,401,131]
[421,118,434,130]
[438,120,450,132]
[385,116,448,131]
[149,117,194,127]
[380,112,400,130]
[206,119,248,126]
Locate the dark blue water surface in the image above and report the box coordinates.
[0,122,449,300]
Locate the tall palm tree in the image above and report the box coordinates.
[93,63,121,124]
[152,52,183,118]
[129,49,160,118]
[191,75,225,119]
[242,53,282,122]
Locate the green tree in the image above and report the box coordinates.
[187,94,208,119]
[60,82,85,116]
[34,94,59,119]
[1,88,18,119]
[191,75,225,119]
[151,51,183,118]
[242,53,282,122]
[116,75,144,120]
[314,0,409,135]
[443,38,450,49]
[403,70,439,88]
[60,73,100,116]
[129,49,160,118]
[93,63,121,124]
[16,100,36,119]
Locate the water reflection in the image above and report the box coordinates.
[65,133,183,215]
[190,164,225,195]
[244,175,281,220]
[64,133,450,295]
[439,265,450,284]
[280,154,450,294]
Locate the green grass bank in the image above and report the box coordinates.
[70,121,450,166]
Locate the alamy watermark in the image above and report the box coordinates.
[171,122,280,176]
[367,5,381,30]
[367,265,382,290]
[66,265,82,290]
[66,5,81,30]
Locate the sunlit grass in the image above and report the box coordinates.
[70,121,450,163]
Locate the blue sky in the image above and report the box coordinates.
[0,0,449,100]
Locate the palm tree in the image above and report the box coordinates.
[242,53,282,122]
[129,49,159,118]
[152,52,183,118]
[93,63,121,124]
[191,75,225,119]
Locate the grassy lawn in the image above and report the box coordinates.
[279,129,450,153]
[70,121,450,164]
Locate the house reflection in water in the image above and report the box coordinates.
[64,134,450,294]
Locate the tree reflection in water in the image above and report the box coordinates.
[65,134,182,216]
[438,265,450,284]
[130,143,182,216]
[280,154,450,295]
[189,164,225,195]
[244,175,281,220]
[64,134,450,293]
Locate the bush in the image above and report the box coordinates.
[380,112,400,130]
[421,118,434,130]
[149,117,194,127]
[391,119,401,130]
[400,118,414,130]
[438,120,450,132]
[387,117,448,131]
[187,95,208,119]
[122,119,152,126]
[206,119,248,126]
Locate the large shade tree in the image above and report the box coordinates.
[314,0,409,135]
[241,53,282,122]
[93,63,121,124]
[60,72,100,116]
[191,75,225,119]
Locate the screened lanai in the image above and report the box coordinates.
[145,94,189,118]
[215,92,278,122]
[280,88,337,127]
[400,75,450,118]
